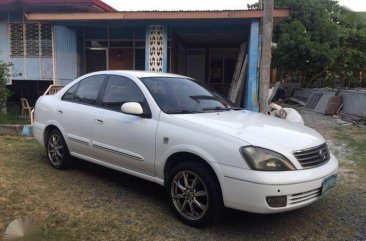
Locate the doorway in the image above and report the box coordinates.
[186,48,206,82]
[108,48,133,70]
[85,48,108,73]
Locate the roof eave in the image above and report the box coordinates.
[25,9,290,21]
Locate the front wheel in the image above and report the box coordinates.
[167,162,223,227]
[46,130,71,169]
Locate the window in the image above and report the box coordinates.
[84,26,147,72]
[10,23,24,57]
[61,82,80,101]
[208,49,238,84]
[102,75,146,111]
[25,23,40,56]
[10,23,53,57]
[40,24,53,57]
[74,75,105,105]
[135,49,145,70]
[141,77,238,114]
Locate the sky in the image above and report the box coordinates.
[102,0,257,11]
[102,0,366,12]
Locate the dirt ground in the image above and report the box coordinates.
[0,108,365,241]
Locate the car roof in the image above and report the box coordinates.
[90,70,189,79]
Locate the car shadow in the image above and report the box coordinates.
[66,157,325,238]
[71,158,167,204]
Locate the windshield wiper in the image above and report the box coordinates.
[166,110,203,114]
[202,107,243,112]
[202,107,232,111]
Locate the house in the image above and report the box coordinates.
[0,0,289,111]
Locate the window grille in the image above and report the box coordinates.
[10,23,24,57]
[10,23,53,57]
[40,24,52,57]
[25,23,39,57]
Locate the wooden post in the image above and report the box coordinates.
[259,0,274,113]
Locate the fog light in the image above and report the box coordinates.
[266,195,287,207]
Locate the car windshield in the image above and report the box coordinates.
[140,77,241,114]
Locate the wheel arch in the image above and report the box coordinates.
[163,151,223,197]
[43,124,63,147]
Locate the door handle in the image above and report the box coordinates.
[95,119,104,124]
[57,110,63,114]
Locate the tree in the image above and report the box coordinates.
[273,0,366,87]
[0,61,11,111]
[329,19,366,87]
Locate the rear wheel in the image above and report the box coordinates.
[46,130,71,169]
[167,161,223,227]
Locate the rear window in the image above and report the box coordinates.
[62,75,105,105]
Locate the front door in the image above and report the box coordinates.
[92,74,158,176]
[108,48,133,70]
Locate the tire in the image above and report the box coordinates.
[46,129,72,169]
[167,161,223,227]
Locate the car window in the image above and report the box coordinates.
[141,77,239,114]
[102,75,146,111]
[74,75,105,105]
[61,82,79,101]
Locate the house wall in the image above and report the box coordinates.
[0,14,10,68]
[0,12,262,111]
[145,25,168,72]
[0,12,55,82]
[0,12,79,86]
[54,26,78,85]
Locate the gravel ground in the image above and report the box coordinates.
[297,108,366,241]
[0,108,365,241]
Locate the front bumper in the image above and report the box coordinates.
[219,153,338,214]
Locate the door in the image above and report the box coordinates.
[186,48,206,81]
[108,48,133,70]
[58,74,106,158]
[92,75,158,176]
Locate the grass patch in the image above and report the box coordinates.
[336,127,366,164]
[0,134,365,241]
[0,112,29,124]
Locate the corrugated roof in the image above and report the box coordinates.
[0,0,116,12]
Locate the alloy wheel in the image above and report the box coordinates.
[47,133,64,166]
[171,170,209,221]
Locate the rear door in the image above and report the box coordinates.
[59,74,106,158]
[92,75,158,176]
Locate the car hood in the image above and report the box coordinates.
[172,110,325,152]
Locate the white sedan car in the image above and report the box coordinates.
[34,71,338,226]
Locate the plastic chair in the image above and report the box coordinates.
[20,98,33,121]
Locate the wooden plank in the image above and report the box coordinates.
[228,42,246,101]
[231,54,248,103]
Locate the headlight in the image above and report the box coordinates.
[240,146,296,171]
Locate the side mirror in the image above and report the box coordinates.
[121,102,143,116]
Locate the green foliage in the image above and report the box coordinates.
[330,27,366,87]
[273,0,366,87]
[0,112,28,125]
[0,61,11,109]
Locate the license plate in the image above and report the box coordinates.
[321,174,337,196]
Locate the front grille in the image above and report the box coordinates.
[288,188,322,205]
[293,143,330,169]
